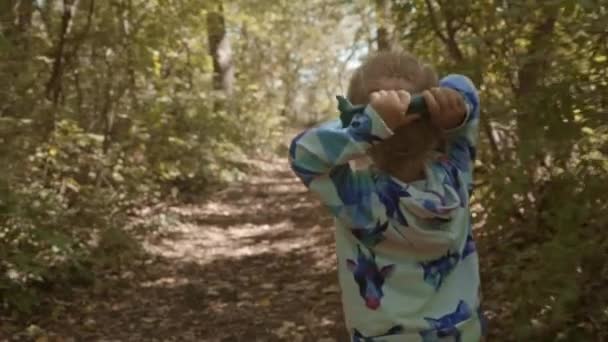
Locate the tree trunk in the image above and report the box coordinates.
[206,2,234,113]
[1,0,33,40]
[375,0,391,51]
[515,9,559,97]
[45,0,79,133]
[0,2,14,38]
[17,0,33,33]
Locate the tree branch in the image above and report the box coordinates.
[424,0,464,62]
[423,0,448,44]
[438,2,464,62]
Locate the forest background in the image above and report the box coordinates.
[1,0,607,340]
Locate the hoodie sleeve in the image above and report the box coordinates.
[288,106,393,226]
[439,75,480,186]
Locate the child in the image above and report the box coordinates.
[289,51,483,341]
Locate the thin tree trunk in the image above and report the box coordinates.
[0,2,14,38]
[512,7,560,214]
[17,0,33,33]
[45,0,79,133]
[0,1,32,38]
[515,9,559,97]
[375,0,391,51]
[206,2,234,113]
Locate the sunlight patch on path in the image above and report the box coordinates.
[141,157,334,269]
[143,220,327,264]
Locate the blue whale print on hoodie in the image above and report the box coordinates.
[420,300,472,342]
[347,245,395,310]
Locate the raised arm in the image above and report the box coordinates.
[288,91,415,227]
[289,105,392,187]
[422,74,480,178]
[439,74,480,175]
[287,107,388,227]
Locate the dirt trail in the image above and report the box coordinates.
[5,155,349,342]
[133,158,348,341]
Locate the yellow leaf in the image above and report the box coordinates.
[64,177,80,193]
[594,55,607,63]
[152,50,161,77]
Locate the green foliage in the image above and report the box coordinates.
[0,0,354,317]
[390,1,608,339]
[1,119,139,314]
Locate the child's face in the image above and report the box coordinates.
[365,77,415,100]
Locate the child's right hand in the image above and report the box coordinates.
[422,87,468,130]
[370,90,421,130]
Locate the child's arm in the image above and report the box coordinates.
[423,75,480,178]
[289,91,414,225]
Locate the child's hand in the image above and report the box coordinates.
[369,90,421,130]
[422,87,467,130]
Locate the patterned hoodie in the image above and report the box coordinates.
[289,74,483,341]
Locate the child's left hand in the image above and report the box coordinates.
[422,87,467,130]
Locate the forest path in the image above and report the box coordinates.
[130,156,347,341]
[7,153,348,341]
